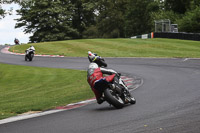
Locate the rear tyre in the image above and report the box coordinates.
[104,89,124,109]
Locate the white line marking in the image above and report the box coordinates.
[0,98,96,125]
[0,110,62,125]
[183,58,189,62]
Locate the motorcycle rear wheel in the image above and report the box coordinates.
[104,89,124,109]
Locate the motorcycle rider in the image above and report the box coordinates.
[26,45,35,51]
[88,51,107,67]
[88,51,99,63]
[25,45,35,55]
[87,62,118,104]
[14,38,20,45]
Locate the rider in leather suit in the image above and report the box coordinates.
[26,46,35,51]
[87,62,117,104]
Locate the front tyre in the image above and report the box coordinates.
[25,55,27,61]
[129,97,136,104]
[29,54,34,61]
[104,89,124,109]
[125,90,136,104]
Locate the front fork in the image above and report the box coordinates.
[110,75,131,101]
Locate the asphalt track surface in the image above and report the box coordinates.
[0,45,200,133]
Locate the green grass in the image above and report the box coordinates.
[0,63,93,120]
[10,38,200,58]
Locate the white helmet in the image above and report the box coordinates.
[30,46,35,50]
[88,63,98,69]
[88,51,95,60]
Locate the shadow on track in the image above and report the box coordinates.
[93,104,133,112]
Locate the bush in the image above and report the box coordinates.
[177,7,200,33]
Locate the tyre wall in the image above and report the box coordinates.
[154,32,200,41]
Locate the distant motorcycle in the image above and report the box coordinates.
[103,73,136,109]
[25,49,35,61]
[14,38,20,45]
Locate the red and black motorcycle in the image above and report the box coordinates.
[103,73,136,109]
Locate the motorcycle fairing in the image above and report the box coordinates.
[105,74,116,82]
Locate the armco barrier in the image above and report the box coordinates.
[154,32,200,41]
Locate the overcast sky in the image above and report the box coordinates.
[0,3,32,45]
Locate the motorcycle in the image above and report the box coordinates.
[14,38,20,45]
[88,55,107,67]
[25,49,35,61]
[87,52,135,108]
[103,73,136,109]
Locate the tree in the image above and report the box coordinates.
[124,0,159,37]
[15,0,79,42]
[164,0,191,14]
[190,0,200,8]
[15,0,98,42]
[5,0,199,42]
[194,0,200,6]
[95,0,128,38]
[0,7,5,19]
[70,0,96,38]
[177,7,200,33]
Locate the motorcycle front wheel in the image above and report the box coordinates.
[29,54,34,61]
[104,89,124,109]
[25,55,27,61]
[125,90,136,104]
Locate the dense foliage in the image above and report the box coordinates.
[1,0,200,42]
[177,7,200,33]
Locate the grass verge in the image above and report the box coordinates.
[10,38,200,58]
[0,63,93,120]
